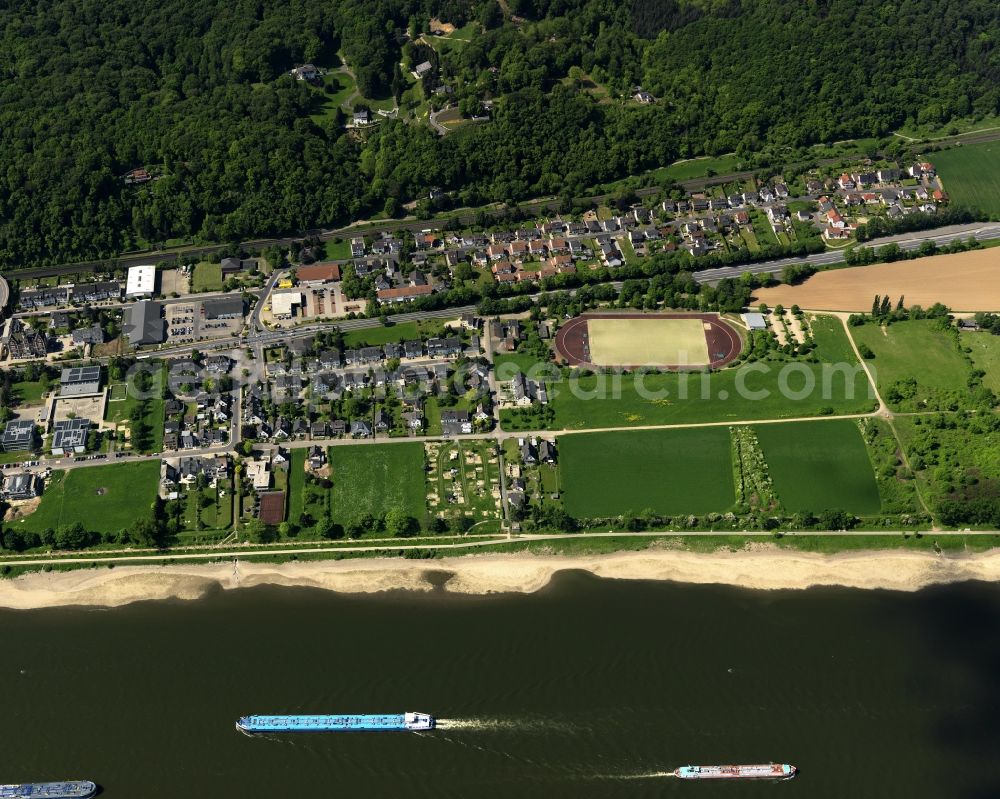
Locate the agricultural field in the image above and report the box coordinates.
[752,251,1000,312]
[963,330,1000,394]
[850,319,971,410]
[327,442,426,529]
[13,461,160,534]
[558,428,735,517]
[191,262,222,292]
[425,441,502,527]
[754,420,882,515]
[934,141,1000,217]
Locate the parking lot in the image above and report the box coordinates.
[166,304,198,343]
[163,301,243,344]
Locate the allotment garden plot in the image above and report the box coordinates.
[425,441,502,527]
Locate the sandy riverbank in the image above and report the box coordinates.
[2,548,1000,609]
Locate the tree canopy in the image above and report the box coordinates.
[2,0,999,268]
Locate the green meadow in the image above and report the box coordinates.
[754,419,882,515]
[558,428,735,517]
[327,443,426,528]
[15,461,161,534]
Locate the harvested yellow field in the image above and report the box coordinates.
[752,249,1000,312]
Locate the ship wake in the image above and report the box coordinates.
[434,718,579,733]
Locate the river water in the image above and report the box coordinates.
[1,571,997,798]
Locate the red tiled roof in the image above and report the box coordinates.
[297,262,341,282]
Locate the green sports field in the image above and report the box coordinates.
[328,443,426,528]
[14,461,161,534]
[558,428,735,517]
[587,318,710,366]
[933,142,1000,216]
[754,420,881,514]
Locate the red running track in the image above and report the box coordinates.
[552,312,743,370]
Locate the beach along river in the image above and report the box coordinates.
[1,570,998,798]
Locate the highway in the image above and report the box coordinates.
[691,221,1000,284]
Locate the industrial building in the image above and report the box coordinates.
[59,366,102,397]
[124,301,166,345]
[270,291,303,319]
[203,296,245,320]
[125,264,156,298]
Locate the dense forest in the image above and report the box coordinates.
[1,0,999,267]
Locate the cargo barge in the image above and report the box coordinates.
[0,782,98,798]
[674,763,797,780]
[237,712,434,734]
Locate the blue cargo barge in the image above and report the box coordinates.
[0,782,97,798]
[237,712,434,734]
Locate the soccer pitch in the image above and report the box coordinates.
[587,318,710,366]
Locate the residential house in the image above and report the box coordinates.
[1,472,41,501]
[440,410,472,436]
[520,440,537,464]
[350,420,372,438]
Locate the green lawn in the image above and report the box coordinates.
[287,450,307,523]
[324,239,352,260]
[661,153,741,182]
[104,381,165,453]
[894,114,1000,141]
[618,236,638,265]
[531,359,875,430]
[849,320,970,410]
[14,461,160,534]
[558,428,736,517]
[328,442,426,528]
[499,314,874,430]
[740,229,761,253]
[191,262,223,292]
[809,314,859,363]
[342,320,444,348]
[754,419,882,515]
[493,352,548,380]
[964,330,1000,393]
[12,380,49,405]
[933,141,1000,216]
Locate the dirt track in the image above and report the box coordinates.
[752,249,1000,312]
